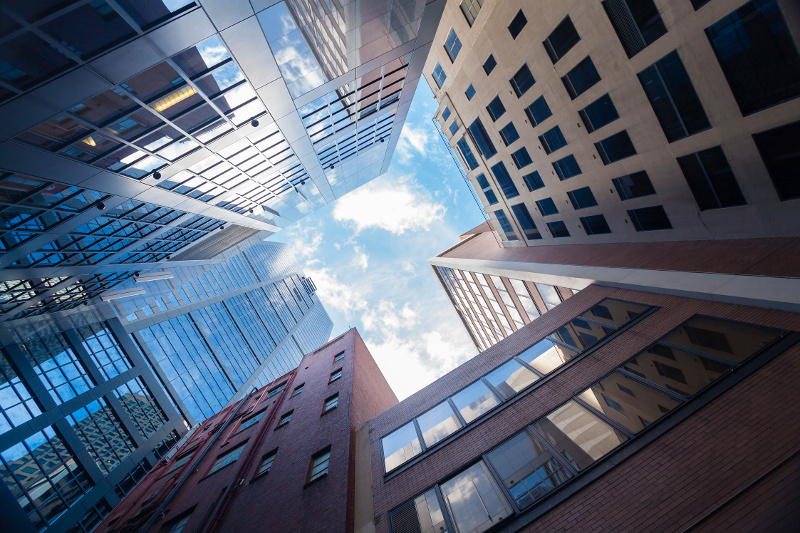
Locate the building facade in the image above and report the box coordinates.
[424,0,800,246]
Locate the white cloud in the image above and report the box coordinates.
[353,245,369,272]
[332,176,445,235]
[396,124,430,163]
[305,267,367,318]
[283,221,323,261]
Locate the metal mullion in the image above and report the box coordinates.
[526,425,581,477]
[692,153,722,208]
[103,0,146,34]
[2,11,83,65]
[446,397,469,428]
[616,367,688,402]
[655,339,742,367]
[572,394,636,439]
[187,57,235,84]
[94,213,196,266]
[165,58,238,130]
[479,376,507,404]
[653,63,689,138]
[512,355,546,379]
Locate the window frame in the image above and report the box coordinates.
[322,393,339,414]
[276,411,293,428]
[329,368,342,383]
[307,446,331,484]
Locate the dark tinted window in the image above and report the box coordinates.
[639,51,710,142]
[486,96,506,121]
[539,126,567,154]
[483,54,497,75]
[595,130,636,164]
[579,94,619,132]
[553,154,582,180]
[490,161,520,199]
[628,205,672,231]
[677,146,746,210]
[510,64,535,97]
[613,171,656,200]
[449,122,459,136]
[523,171,545,192]
[511,147,533,169]
[432,63,446,88]
[692,0,711,8]
[603,0,667,58]
[581,214,611,235]
[567,187,598,209]
[456,137,479,171]
[508,10,527,39]
[705,0,800,115]
[442,107,451,121]
[476,174,498,205]
[511,203,543,240]
[525,96,552,126]
[536,197,558,216]
[753,121,800,200]
[495,209,519,241]
[465,84,476,100]
[547,221,570,238]
[468,118,497,159]
[499,123,519,146]
[543,16,581,64]
[444,29,462,62]
[562,57,601,99]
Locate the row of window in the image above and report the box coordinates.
[381,299,651,474]
[388,314,785,533]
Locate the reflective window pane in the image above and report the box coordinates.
[382,421,422,472]
[41,2,135,59]
[552,318,614,351]
[450,380,500,424]
[662,317,780,363]
[517,338,579,375]
[484,359,539,399]
[116,0,194,28]
[417,401,463,448]
[624,343,732,397]
[579,299,649,328]
[390,488,447,533]
[440,461,512,533]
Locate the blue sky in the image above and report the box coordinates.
[269,84,485,399]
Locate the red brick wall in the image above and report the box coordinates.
[367,285,800,532]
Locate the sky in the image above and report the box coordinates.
[269,84,486,400]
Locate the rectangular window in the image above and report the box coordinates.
[292,384,304,396]
[677,146,746,210]
[460,0,484,27]
[579,94,619,132]
[510,64,535,97]
[490,162,520,199]
[277,411,292,427]
[508,10,528,39]
[567,186,598,209]
[483,54,496,75]
[266,382,285,398]
[323,394,339,413]
[432,63,447,88]
[518,338,577,374]
[308,447,331,482]
[511,203,543,240]
[450,380,500,424]
[486,96,506,122]
[417,401,462,447]
[382,421,422,472]
[329,368,342,383]
[539,126,567,154]
[456,137,479,171]
[499,122,520,146]
[442,107,451,121]
[255,450,276,477]
[523,171,545,192]
[389,489,447,533]
[236,410,264,433]
[547,221,570,238]
[209,442,246,475]
[468,118,497,159]
[705,0,800,115]
[333,351,344,362]
[543,16,581,64]
[440,462,513,531]
[465,84,476,100]
[603,0,667,58]
[510,147,533,169]
[476,173,499,205]
[613,171,656,200]
[628,205,672,231]
[638,51,710,142]
[753,121,800,201]
[449,122,459,136]
[485,359,539,400]
[494,209,519,241]
[525,96,552,127]
[444,29,462,62]
[595,130,636,164]
[581,214,612,235]
[562,57,601,99]
[536,197,559,216]
[553,154,582,180]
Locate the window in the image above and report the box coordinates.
[449,122,459,136]
[329,368,342,383]
[543,16,580,64]
[468,118,497,158]
[568,187,598,209]
[485,359,539,399]
[494,209,518,241]
[677,146,746,210]
[476,174,498,205]
[277,411,292,427]
[511,203,543,240]
[562,57,601,99]
[456,137,479,171]
[539,126,567,154]
[523,171,544,192]
[628,205,672,231]
[553,154,582,180]
[613,170,656,200]
[209,442,246,475]
[390,489,447,533]
[440,462,512,532]
[525,96,552,126]
[323,394,339,413]
[464,84,476,101]
[595,130,636,164]
[292,384,304,397]
[166,512,192,533]
[490,162,519,199]
[169,452,194,473]
[753,121,800,200]
[486,96,506,121]
[483,54,497,75]
[236,410,264,433]
[417,401,462,447]
[536,198,559,216]
[266,382,285,398]
[308,447,330,483]
[547,221,570,238]
[382,421,422,472]
[705,0,800,116]
[579,94,619,132]
[432,63,447,88]
[460,0,484,27]
[510,147,533,169]
[638,51,710,142]
[510,64,535,97]
[499,122,520,146]
[442,107,451,121]
[581,214,612,235]
[451,380,500,424]
[692,0,711,8]
[508,10,528,39]
[444,29,462,62]
[255,450,276,477]
[603,0,667,58]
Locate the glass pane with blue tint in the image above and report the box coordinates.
[511,203,542,240]
[494,210,518,241]
[499,122,520,146]
[547,221,570,238]
[676,147,746,210]
[562,57,601,99]
[382,421,422,472]
[445,29,462,62]
[539,126,567,154]
[465,84,476,100]
[456,137,479,171]
[536,198,558,216]
[553,154,581,180]
[526,96,552,126]
[449,122,459,136]
[485,359,539,399]
[595,130,636,164]
[510,65,535,97]
[517,338,579,375]
[0,354,41,435]
[451,381,500,424]
[432,63,447,88]
[543,17,581,64]
[483,54,497,75]
[567,187,597,209]
[628,205,672,231]
[476,174,499,205]
[468,118,497,158]
[753,120,800,201]
[486,96,506,121]
[490,162,520,199]
[603,0,667,58]
[613,171,655,200]
[442,107,451,121]
[416,400,463,448]
[581,214,611,235]
[579,94,619,133]
[440,462,513,532]
[508,10,528,39]
[511,147,533,169]
[523,171,544,191]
